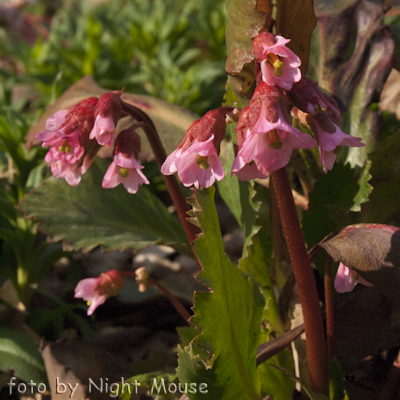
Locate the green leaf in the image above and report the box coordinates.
[303,162,367,248]
[350,161,372,212]
[217,140,259,254]
[18,160,188,252]
[182,187,264,400]
[119,372,177,400]
[271,365,329,400]
[367,130,400,223]
[328,357,345,400]
[0,327,47,384]
[177,345,224,400]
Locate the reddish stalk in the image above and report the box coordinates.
[324,255,335,360]
[120,100,199,243]
[271,167,328,395]
[121,271,192,325]
[146,276,192,324]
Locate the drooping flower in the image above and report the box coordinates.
[35,97,100,185]
[289,77,364,172]
[74,270,124,316]
[161,109,228,189]
[232,83,317,180]
[102,127,149,194]
[334,262,373,293]
[253,32,301,90]
[89,92,122,148]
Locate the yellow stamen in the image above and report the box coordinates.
[196,156,209,170]
[87,301,91,306]
[267,53,284,77]
[119,168,129,178]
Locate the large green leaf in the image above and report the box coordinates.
[179,187,264,400]
[0,327,47,384]
[303,162,371,248]
[18,160,188,252]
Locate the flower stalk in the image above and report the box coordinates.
[120,100,199,243]
[271,167,328,395]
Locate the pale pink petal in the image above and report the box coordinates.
[114,152,143,170]
[334,263,358,293]
[45,109,68,131]
[122,168,150,194]
[102,161,121,189]
[89,115,116,147]
[161,148,181,175]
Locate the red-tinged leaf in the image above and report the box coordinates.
[26,76,198,161]
[317,224,400,301]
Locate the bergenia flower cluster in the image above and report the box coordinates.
[36,92,149,194]
[162,31,364,186]
[38,32,364,194]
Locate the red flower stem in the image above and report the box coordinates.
[271,167,328,395]
[269,179,286,264]
[146,277,192,325]
[120,100,199,243]
[120,271,192,325]
[324,255,335,360]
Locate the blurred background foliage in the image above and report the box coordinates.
[0,0,227,115]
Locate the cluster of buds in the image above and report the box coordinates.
[36,92,149,194]
[162,32,364,187]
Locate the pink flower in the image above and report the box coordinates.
[161,109,228,189]
[334,262,373,293]
[90,93,122,148]
[253,32,301,90]
[35,97,100,185]
[232,84,317,180]
[102,127,149,194]
[74,270,124,316]
[291,107,364,173]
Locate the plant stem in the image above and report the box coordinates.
[146,276,192,324]
[121,271,192,325]
[324,255,335,360]
[271,167,328,395]
[120,100,199,243]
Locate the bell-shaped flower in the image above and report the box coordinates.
[334,262,373,293]
[74,270,124,316]
[102,127,149,194]
[161,109,228,189]
[90,92,122,148]
[253,32,301,90]
[232,84,317,180]
[288,76,341,122]
[292,107,364,173]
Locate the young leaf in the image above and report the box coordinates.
[0,327,47,384]
[18,159,188,253]
[185,187,264,400]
